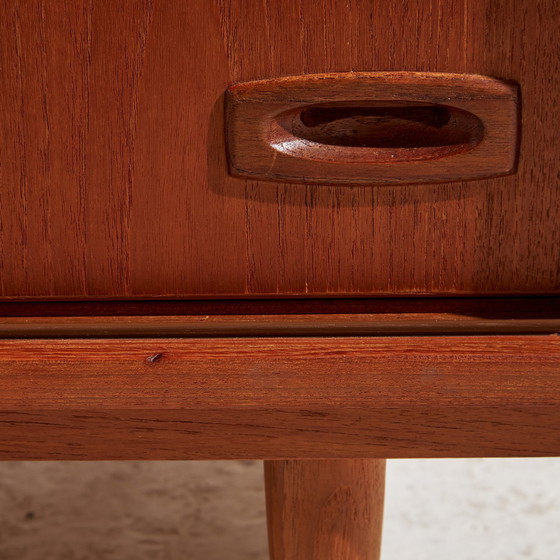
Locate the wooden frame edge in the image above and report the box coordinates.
[0,335,558,459]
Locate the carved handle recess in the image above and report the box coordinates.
[225,72,519,185]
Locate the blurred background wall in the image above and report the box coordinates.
[0,458,558,559]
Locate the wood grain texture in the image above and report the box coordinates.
[226,72,518,184]
[265,460,385,560]
[1,0,559,299]
[0,335,558,460]
[2,297,558,337]
[1,313,559,338]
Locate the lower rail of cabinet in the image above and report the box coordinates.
[0,335,558,460]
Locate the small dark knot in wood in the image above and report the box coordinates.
[146,352,165,364]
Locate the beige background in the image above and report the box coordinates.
[0,459,558,559]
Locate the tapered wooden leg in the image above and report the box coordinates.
[264,460,386,560]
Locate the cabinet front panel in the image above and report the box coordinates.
[1,0,558,299]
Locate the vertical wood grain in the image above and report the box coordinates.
[265,460,386,560]
[127,0,248,295]
[1,0,558,298]
[0,1,90,296]
[84,0,154,294]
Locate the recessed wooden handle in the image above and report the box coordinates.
[225,72,519,185]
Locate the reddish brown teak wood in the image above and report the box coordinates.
[1,0,559,556]
[1,0,559,298]
[0,335,558,460]
[1,296,559,337]
[226,72,518,185]
[265,460,385,560]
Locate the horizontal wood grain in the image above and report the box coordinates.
[1,313,559,338]
[0,335,558,459]
[227,72,518,184]
[1,297,558,337]
[1,0,559,298]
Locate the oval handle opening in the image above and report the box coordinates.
[226,72,518,184]
[270,101,485,163]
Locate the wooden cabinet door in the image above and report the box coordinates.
[1,0,559,300]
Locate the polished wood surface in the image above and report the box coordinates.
[2,297,558,337]
[1,0,559,299]
[265,460,385,560]
[1,335,558,460]
[2,312,559,338]
[227,72,518,184]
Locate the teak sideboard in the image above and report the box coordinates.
[1,1,559,558]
